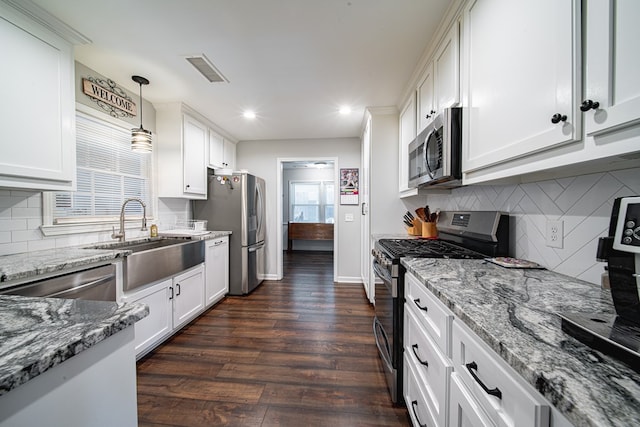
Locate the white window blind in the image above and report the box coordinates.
[53,112,152,223]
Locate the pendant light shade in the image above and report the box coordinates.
[131,75,152,153]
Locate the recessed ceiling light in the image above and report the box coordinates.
[243,110,256,119]
[339,106,352,115]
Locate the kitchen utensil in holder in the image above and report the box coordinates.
[422,221,438,238]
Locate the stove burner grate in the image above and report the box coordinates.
[378,238,486,260]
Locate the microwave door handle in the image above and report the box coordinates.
[423,129,437,179]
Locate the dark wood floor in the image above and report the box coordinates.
[136,251,410,426]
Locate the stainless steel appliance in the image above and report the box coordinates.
[194,171,266,295]
[0,264,117,301]
[560,196,640,371]
[408,107,462,189]
[372,211,510,405]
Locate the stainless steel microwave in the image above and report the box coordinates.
[408,107,462,188]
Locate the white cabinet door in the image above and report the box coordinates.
[399,94,417,193]
[183,114,207,198]
[156,103,208,199]
[583,0,640,136]
[417,63,435,133]
[205,237,229,307]
[462,0,580,174]
[173,264,205,329]
[434,21,460,112]
[450,373,495,427]
[0,4,75,191]
[360,117,372,302]
[208,128,225,168]
[122,279,172,358]
[223,140,236,170]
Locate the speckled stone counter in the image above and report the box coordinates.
[0,294,148,396]
[401,258,640,427]
[0,232,232,285]
[0,247,128,284]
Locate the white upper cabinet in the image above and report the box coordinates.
[434,22,460,113]
[208,129,236,170]
[156,103,208,199]
[462,0,581,180]
[417,63,435,133]
[416,21,460,135]
[583,0,640,136]
[399,93,417,193]
[0,2,80,191]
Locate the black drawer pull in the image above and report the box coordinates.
[466,361,502,399]
[413,298,428,312]
[411,344,429,367]
[411,400,427,427]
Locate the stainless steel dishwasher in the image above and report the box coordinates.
[0,264,117,301]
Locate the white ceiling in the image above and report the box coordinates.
[31,0,451,142]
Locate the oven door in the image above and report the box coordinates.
[373,259,399,403]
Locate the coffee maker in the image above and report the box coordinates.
[560,196,640,372]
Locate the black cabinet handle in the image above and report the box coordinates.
[411,401,427,427]
[551,113,567,124]
[176,283,181,296]
[413,298,428,312]
[580,99,600,112]
[411,344,429,367]
[466,361,502,399]
[169,286,174,300]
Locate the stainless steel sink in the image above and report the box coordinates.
[85,238,205,292]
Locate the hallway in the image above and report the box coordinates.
[136,251,409,426]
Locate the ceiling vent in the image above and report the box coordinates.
[186,54,228,83]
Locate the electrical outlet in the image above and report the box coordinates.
[546,219,564,248]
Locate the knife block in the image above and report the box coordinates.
[407,219,422,236]
[422,222,438,238]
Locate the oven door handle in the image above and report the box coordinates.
[373,317,393,370]
[372,262,397,298]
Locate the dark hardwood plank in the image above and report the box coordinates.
[137,251,409,426]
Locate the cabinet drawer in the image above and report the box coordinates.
[405,272,454,356]
[404,304,453,427]
[452,322,550,427]
[449,372,494,427]
[404,353,438,427]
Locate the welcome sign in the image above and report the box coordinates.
[82,77,137,116]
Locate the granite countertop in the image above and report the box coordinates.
[401,258,640,427]
[0,294,148,396]
[0,231,232,285]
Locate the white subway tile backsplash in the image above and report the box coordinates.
[27,239,56,252]
[0,219,27,231]
[0,242,28,256]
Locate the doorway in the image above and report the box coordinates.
[276,158,339,281]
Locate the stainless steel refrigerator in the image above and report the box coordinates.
[194,171,266,295]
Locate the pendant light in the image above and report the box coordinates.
[131,75,152,153]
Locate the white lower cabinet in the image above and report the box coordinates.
[449,372,494,427]
[172,264,205,329]
[123,264,204,358]
[205,236,229,307]
[451,321,549,427]
[405,303,453,427]
[404,271,553,427]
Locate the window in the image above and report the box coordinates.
[51,111,152,225]
[289,180,334,223]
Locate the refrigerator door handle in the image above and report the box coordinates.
[248,242,265,253]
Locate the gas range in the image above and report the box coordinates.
[376,238,487,261]
[372,211,511,406]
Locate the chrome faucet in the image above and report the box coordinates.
[112,198,147,242]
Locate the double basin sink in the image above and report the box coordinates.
[86,238,205,292]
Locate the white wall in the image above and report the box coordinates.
[404,167,640,285]
[236,138,361,282]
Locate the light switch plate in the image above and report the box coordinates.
[345,213,354,222]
